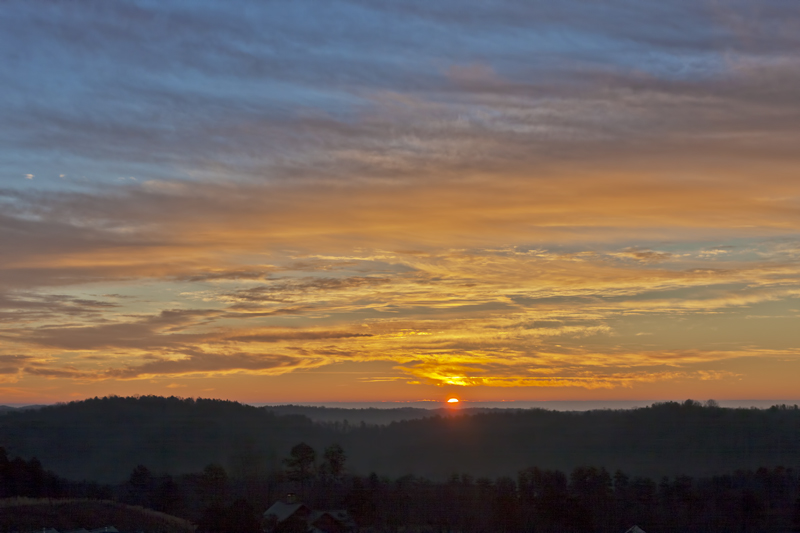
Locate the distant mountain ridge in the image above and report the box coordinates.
[261,404,511,425]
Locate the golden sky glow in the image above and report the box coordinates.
[2,1,800,404]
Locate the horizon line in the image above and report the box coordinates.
[4,398,800,411]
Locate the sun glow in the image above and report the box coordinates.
[447,398,459,403]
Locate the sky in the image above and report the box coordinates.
[2,1,800,405]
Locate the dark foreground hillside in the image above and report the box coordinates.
[1,396,799,482]
[0,498,195,533]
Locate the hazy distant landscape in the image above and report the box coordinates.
[2,395,800,532]
[3,396,800,482]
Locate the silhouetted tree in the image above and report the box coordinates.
[153,474,183,515]
[127,464,154,507]
[321,443,346,480]
[225,498,259,533]
[197,504,226,533]
[570,466,613,532]
[345,476,376,527]
[741,489,765,532]
[792,496,800,532]
[198,463,228,508]
[493,476,519,533]
[283,442,316,497]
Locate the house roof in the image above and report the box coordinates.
[625,526,647,533]
[327,510,351,522]
[310,509,356,531]
[263,501,311,522]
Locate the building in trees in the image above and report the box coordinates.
[263,496,355,533]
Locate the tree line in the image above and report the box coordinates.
[4,443,800,533]
[0,447,63,498]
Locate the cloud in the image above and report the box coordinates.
[0,355,32,380]
[225,331,373,343]
[609,248,673,264]
[3,1,800,193]
[7,243,800,388]
[222,277,392,305]
[20,309,219,350]
[175,268,274,282]
[0,292,118,326]
[3,0,800,397]
[0,355,34,364]
[100,351,313,380]
[24,366,90,379]
[396,358,742,389]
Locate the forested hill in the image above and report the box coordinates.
[1,396,799,483]
[0,396,322,482]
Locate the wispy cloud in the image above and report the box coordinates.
[2,0,800,400]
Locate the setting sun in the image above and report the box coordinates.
[447,398,459,404]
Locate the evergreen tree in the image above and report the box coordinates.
[283,442,316,498]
